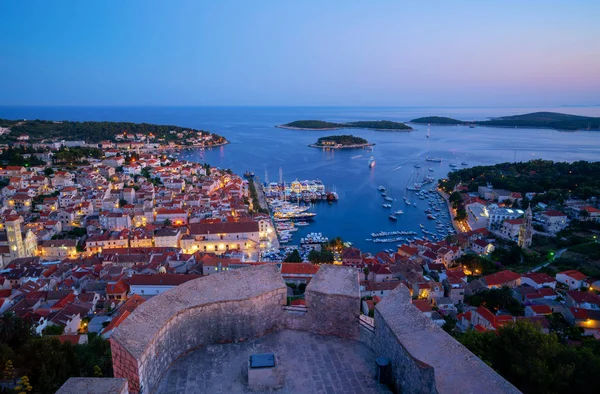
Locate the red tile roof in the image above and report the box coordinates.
[281,263,319,275]
[522,272,555,284]
[528,305,552,315]
[189,221,259,234]
[484,270,520,287]
[558,270,586,281]
[412,299,432,313]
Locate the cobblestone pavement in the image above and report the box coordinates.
[156,330,391,394]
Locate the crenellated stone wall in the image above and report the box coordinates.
[110,265,287,393]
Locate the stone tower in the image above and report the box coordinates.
[518,205,533,248]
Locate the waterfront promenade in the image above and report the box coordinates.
[437,189,470,233]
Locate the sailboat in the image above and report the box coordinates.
[427,125,430,139]
[383,184,394,202]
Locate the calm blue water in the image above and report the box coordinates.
[2,106,600,253]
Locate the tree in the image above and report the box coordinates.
[163,219,172,227]
[15,375,32,393]
[43,167,54,176]
[284,249,302,263]
[3,359,14,382]
[449,191,462,203]
[363,267,370,281]
[307,249,334,265]
[442,315,459,337]
[93,365,103,377]
[118,199,128,208]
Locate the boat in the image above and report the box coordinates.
[428,168,434,172]
[368,156,376,168]
[389,214,397,221]
[427,214,437,220]
[414,164,421,168]
[382,203,392,208]
[377,185,386,191]
[425,157,442,163]
[295,221,309,226]
[383,196,394,202]
[461,162,468,166]
[449,163,458,168]
[394,210,404,215]
[381,192,387,197]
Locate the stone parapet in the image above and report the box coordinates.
[56,377,128,394]
[373,285,521,394]
[111,264,287,393]
[284,265,360,340]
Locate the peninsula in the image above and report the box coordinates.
[0,118,228,146]
[309,135,373,149]
[411,111,600,131]
[278,120,412,131]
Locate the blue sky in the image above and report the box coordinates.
[1,0,599,106]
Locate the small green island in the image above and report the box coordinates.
[309,135,373,149]
[278,120,412,131]
[411,111,600,131]
[410,116,466,125]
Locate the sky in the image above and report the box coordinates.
[0,0,599,107]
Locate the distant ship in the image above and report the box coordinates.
[425,157,442,163]
[368,156,376,168]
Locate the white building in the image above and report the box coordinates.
[487,207,524,230]
[128,274,201,297]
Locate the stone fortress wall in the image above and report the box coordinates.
[59,264,520,394]
[368,285,520,394]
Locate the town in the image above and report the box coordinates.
[0,127,599,393]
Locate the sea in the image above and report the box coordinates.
[2,105,600,253]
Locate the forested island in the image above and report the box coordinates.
[278,120,412,131]
[309,135,373,149]
[439,159,600,200]
[411,116,466,125]
[411,112,600,131]
[0,118,228,145]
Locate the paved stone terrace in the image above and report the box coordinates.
[156,330,391,394]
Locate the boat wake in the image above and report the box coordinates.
[350,154,363,159]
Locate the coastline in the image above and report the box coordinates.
[410,122,594,132]
[308,143,375,149]
[154,141,229,152]
[437,189,468,234]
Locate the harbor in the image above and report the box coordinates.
[170,106,600,253]
[264,175,339,245]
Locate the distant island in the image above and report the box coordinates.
[278,120,412,131]
[410,116,466,125]
[309,134,373,149]
[0,118,228,145]
[411,112,600,131]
